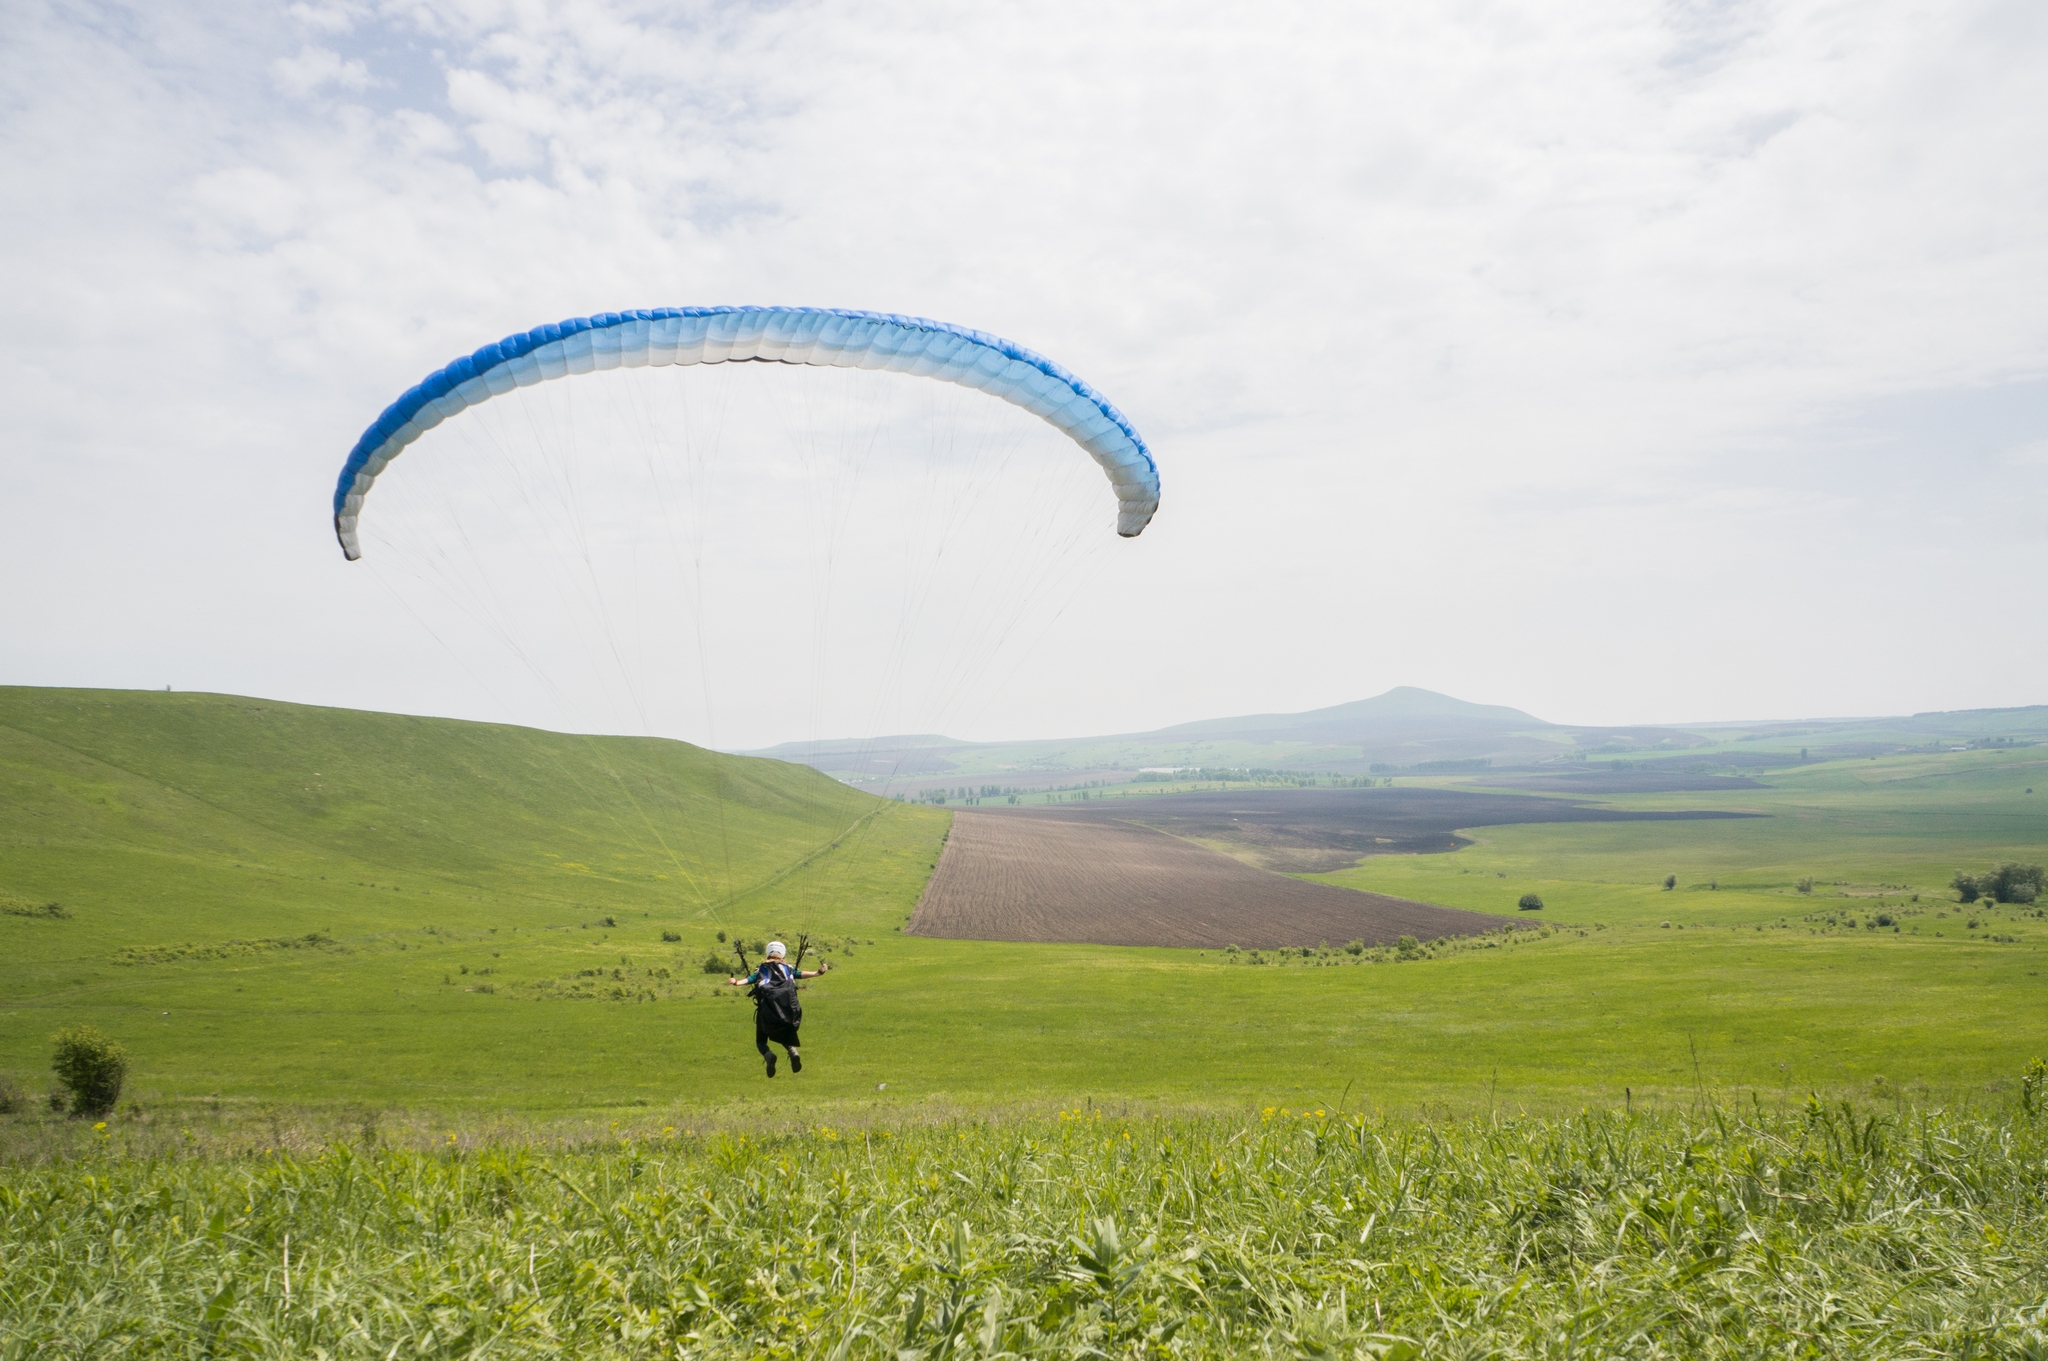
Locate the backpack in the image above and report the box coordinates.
[751,961,803,1029]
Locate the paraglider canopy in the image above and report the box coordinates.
[332,306,1161,558]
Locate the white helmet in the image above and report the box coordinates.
[765,940,787,958]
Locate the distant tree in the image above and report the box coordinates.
[51,1025,126,1118]
[1951,871,1981,903]
[1344,939,1365,956]
[1797,877,1815,895]
[1982,863,2044,904]
[1517,893,1544,912]
[1662,875,1677,890]
[1800,747,1809,762]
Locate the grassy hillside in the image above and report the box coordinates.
[0,688,949,1108]
[2,687,2044,1119]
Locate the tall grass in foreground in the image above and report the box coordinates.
[4,1102,2046,1359]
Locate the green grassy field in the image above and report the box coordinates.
[2,688,2045,1122]
[10,1101,2048,1358]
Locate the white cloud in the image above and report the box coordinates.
[1,0,2045,741]
[271,44,373,97]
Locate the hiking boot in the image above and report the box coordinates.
[788,1048,802,1073]
[764,1051,777,1078]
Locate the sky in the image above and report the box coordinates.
[3,0,2045,749]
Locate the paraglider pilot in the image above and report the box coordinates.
[728,941,829,1077]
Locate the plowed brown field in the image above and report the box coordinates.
[907,810,1500,948]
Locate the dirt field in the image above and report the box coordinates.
[907,810,1502,949]
[1474,771,1766,795]
[1048,786,1762,872]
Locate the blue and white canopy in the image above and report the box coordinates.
[333,306,1161,558]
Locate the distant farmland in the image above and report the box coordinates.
[908,808,1500,947]
[1072,786,1767,871]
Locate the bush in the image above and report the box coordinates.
[0,898,70,919]
[1796,877,1814,895]
[1662,875,1676,890]
[1395,935,1421,958]
[1344,939,1365,956]
[1517,893,1544,912]
[660,929,681,943]
[0,1074,22,1115]
[699,952,730,976]
[1952,871,1980,903]
[51,1025,127,1118]
[1984,863,2045,904]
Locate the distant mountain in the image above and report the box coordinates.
[745,688,1545,768]
[743,689,2048,791]
[1141,687,1543,742]
[742,687,1664,786]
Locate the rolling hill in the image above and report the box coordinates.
[3,684,2043,1117]
[746,685,2048,789]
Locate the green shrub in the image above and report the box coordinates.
[1797,877,1815,895]
[1984,863,2044,904]
[699,953,729,975]
[1662,875,1676,890]
[0,1074,22,1115]
[1344,939,1365,956]
[1395,935,1421,958]
[1517,893,1544,912]
[51,1025,127,1118]
[0,896,70,919]
[660,929,681,943]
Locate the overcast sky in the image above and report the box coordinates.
[4,0,2045,748]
